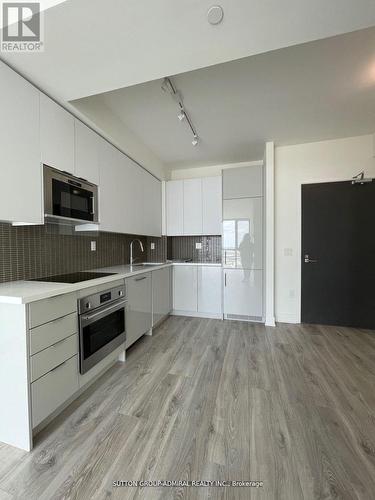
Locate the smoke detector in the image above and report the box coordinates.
[207,5,224,25]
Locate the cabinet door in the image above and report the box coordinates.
[126,273,152,348]
[198,266,222,315]
[0,61,42,223]
[120,155,142,235]
[98,139,120,232]
[40,94,75,174]
[142,170,162,237]
[173,265,198,312]
[202,177,222,235]
[166,180,183,235]
[183,178,202,235]
[152,267,171,326]
[223,165,263,199]
[75,120,99,184]
[223,269,263,319]
[223,197,263,270]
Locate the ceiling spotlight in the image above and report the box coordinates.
[178,110,186,121]
[192,135,199,146]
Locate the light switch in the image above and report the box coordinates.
[196,242,202,250]
[284,248,293,257]
[90,241,96,251]
[150,242,155,250]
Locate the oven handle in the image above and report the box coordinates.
[81,299,126,325]
[90,195,95,215]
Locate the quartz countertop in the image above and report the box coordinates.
[0,261,222,305]
[0,263,172,305]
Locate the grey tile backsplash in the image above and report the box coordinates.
[0,222,148,283]
[0,222,221,284]
[167,235,222,263]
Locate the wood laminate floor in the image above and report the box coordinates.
[0,317,375,499]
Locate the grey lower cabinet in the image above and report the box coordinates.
[125,272,152,349]
[152,267,172,326]
[28,293,79,429]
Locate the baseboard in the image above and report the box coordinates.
[265,316,276,327]
[172,310,223,320]
[275,312,300,324]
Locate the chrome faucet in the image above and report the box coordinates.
[130,239,144,267]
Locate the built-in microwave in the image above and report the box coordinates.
[44,165,99,224]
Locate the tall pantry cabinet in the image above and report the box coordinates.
[222,165,264,321]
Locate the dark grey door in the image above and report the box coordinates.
[301,180,375,329]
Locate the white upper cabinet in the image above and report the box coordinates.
[223,165,263,199]
[166,180,183,236]
[183,179,202,235]
[0,61,42,224]
[98,139,120,232]
[142,170,162,237]
[40,94,75,174]
[99,140,162,236]
[202,177,222,235]
[166,176,222,236]
[74,120,99,185]
[120,155,141,235]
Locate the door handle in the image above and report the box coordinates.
[135,276,147,282]
[224,273,227,287]
[304,254,318,263]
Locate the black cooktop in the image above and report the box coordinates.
[30,271,117,284]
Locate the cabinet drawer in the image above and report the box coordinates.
[30,313,77,355]
[30,334,78,382]
[31,355,79,428]
[29,293,77,328]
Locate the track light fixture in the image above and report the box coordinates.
[161,77,199,147]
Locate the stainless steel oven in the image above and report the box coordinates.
[78,285,126,374]
[44,165,99,224]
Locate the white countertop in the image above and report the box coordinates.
[0,261,222,305]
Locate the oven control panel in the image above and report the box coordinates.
[78,284,126,313]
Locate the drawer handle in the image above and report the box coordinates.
[52,337,69,348]
[50,359,68,372]
[135,276,147,281]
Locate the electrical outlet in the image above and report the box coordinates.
[284,248,293,256]
[90,241,96,252]
[195,242,202,250]
[150,242,155,250]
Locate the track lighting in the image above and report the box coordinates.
[161,77,199,147]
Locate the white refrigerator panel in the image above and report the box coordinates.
[223,198,263,269]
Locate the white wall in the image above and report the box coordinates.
[169,160,263,180]
[275,134,375,323]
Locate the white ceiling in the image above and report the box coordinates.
[73,28,375,170]
[1,0,375,101]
